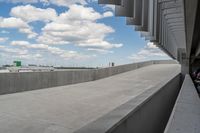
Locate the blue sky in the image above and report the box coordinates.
[0,0,169,67]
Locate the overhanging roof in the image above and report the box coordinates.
[98,0,187,61]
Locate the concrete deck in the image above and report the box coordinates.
[0,64,180,133]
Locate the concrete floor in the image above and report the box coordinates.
[0,64,180,133]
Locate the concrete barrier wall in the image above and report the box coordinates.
[0,70,95,94]
[75,72,182,133]
[164,75,200,133]
[153,60,178,64]
[94,60,177,80]
[0,60,177,95]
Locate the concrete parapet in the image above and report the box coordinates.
[74,72,182,133]
[153,60,178,64]
[0,60,178,95]
[164,75,200,133]
[0,70,95,94]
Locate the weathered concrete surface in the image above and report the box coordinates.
[75,68,181,133]
[0,64,180,133]
[164,75,200,133]
[0,60,177,95]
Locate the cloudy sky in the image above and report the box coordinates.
[0,0,170,67]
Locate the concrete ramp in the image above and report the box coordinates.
[0,64,180,133]
[75,65,181,133]
[0,60,177,95]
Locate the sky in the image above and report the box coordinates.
[0,0,170,67]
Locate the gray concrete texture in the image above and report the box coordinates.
[165,75,200,133]
[0,64,180,133]
[0,60,177,95]
[75,67,181,133]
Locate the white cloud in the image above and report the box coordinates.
[0,45,42,61]
[19,28,38,38]
[37,4,122,50]
[103,11,114,18]
[10,5,58,23]
[58,4,103,21]
[0,0,121,66]
[46,0,87,7]
[0,17,29,28]
[11,40,92,60]
[78,39,123,49]
[0,45,5,48]
[0,17,37,38]
[128,42,170,62]
[8,4,114,43]
[5,0,38,3]
[45,0,99,7]
[87,48,113,54]
[12,53,42,60]
[0,37,8,43]
[3,0,91,6]
[0,47,28,55]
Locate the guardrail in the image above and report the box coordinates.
[75,72,182,133]
[0,60,177,95]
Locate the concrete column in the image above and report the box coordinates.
[178,48,189,75]
[181,60,189,75]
